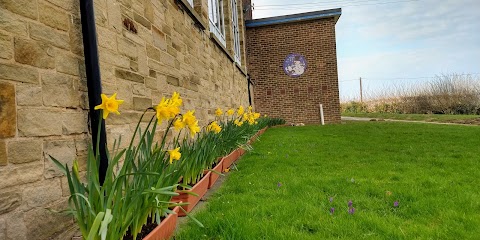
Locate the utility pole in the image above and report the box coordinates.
[359,77,363,103]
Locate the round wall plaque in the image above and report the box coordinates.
[283,53,307,77]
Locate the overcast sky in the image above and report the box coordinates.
[251,0,480,101]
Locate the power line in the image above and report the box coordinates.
[254,0,418,10]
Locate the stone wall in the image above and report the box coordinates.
[0,0,249,238]
[246,17,341,124]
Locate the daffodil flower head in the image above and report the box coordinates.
[167,147,181,164]
[248,105,253,112]
[227,109,235,116]
[215,108,223,116]
[171,92,183,107]
[182,110,200,137]
[207,121,222,134]
[237,106,245,116]
[94,93,124,119]
[173,118,186,131]
[234,119,243,127]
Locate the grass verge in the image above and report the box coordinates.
[175,122,480,239]
[343,112,480,124]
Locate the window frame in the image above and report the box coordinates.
[231,0,241,65]
[208,0,226,46]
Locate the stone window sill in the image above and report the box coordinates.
[175,0,208,30]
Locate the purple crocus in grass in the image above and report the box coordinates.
[330,207,335,214]
[348,200,353,207]
[348,207,355,214]
[277,182,282,188]
[394,201,399,207]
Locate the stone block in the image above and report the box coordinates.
[30,22,70,50]
[97,27,117,51]
[46,0,78,12]
[115,69,145,83]
[43,140,76,179]
[94,4,108,27]
[132,83,149,96]
[0,161,43,189]
[5,211,27,240]
[61,111,87,135]
[133,97,152,111]
[0,140,6,166]
[152,27,167,51]
[117,37,138,60]
[69,16,84,55]
[0,218,5,240]
[146,44,161,61]
[24,200,73,239]
[0,63,39,84]
[0,189,21,215]
[166,75,180,86]
[0,82,16,138]
[0,32,12,59]
[0,0,38,19]
[98,47,130,69]
[23,179,62,208]
[41,73,79,108]
[55,50,82,76]
[115,81,133,110]
[134,12,151,29]
[17,109,62,137]
[106,0,122,31]
[16,84,42,106]
[14,38,55,69]
[39,2,69,31]
[7,140,43,164]
[137,44,149,76]
[0,9,28,37]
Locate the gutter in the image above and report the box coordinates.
[80,0,108,183]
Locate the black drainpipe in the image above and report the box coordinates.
[247,74,253,106]
[80,0,108,184]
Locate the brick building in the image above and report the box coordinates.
[245,8,342,124]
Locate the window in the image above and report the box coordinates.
[208,0,226,46]
[231,0,241,64]
[186,0,194,7]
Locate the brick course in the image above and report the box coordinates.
[246,18,341,124]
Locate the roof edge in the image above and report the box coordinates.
[246,8,341,28]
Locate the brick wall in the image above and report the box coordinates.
[246,18,341,124]
[0,0,249,238]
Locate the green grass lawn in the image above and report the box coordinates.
[342,112,480,123]
[175,122,480,239]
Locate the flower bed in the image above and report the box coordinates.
[50,92,285,239]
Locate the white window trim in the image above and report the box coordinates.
[208,0,226,46]
[186,0,194,7]
[231,0,241,65]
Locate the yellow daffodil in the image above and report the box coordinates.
[154,93,182,124]
[227,109,235,116]
[234,119,243,127]
[224,168,230,173]
[237,106,245,116]
[173,118,185,131]
[248,105,253,112]
[167,147,181,164]
[215,108,223,116]
[94,93,124,119]
[182,110,200,137]
[253,112,260,119]
[207,121,222,134]
[171,92,183,107]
